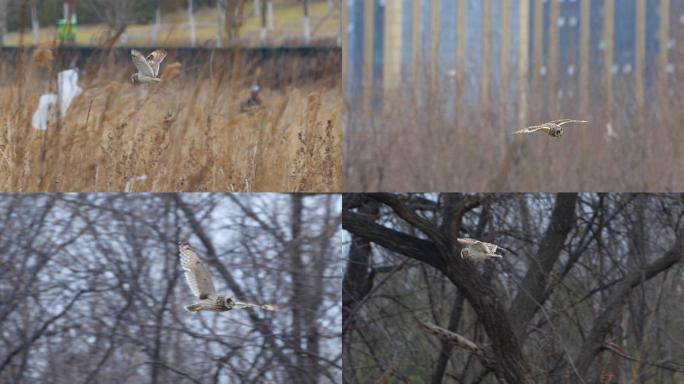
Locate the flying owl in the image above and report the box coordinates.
[178,241,278,313]
[457,238,503,261]
[130,49,167,84]
[513,119,589,137]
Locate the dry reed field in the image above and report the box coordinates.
[345,71,684,192]
[0,46,341,192]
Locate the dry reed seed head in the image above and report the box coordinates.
[32,45,54,67]
[104,81,124,93]
[161,62,182,83]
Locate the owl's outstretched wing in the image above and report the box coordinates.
[146,49,167,77]
[179,241,216,299]
[554,119,589,127]
[131,49,155,77]
[514,125,547,135]
[456,238,478,247]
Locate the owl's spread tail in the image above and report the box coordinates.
[185,303,202,312]
[234,300,278,311]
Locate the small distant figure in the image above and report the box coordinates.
[605,121,618,141]
[130,49,167,84]
[240,85,263,113]
[514,119,589,138]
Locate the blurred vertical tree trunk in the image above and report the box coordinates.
[289,195,305,377]
[253,0,260,17]
[216,0,224,47]
[187,0,196,47]
[266,0,273,30]
[151,0,161,46]
[302,0,310,43]
[225,0,245,43]
[259,0,267,42]
[0,0,7,46]
[30,0,39,45]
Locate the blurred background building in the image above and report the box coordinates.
[344,0,682,123]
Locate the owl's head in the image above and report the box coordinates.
[551,126,563,137]
[224,297,235,309]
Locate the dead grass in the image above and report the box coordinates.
[344,72,684,192]
[0,48,341,192]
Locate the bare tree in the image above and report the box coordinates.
[0,194,342,383]
[222,0,246,43]
[343,193,684,383]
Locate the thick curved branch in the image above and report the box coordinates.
[417,320,484,357]
[369,194,451,253]
[344,198,533,383]
[342,210,444,270]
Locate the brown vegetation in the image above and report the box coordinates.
[345,58,684,192]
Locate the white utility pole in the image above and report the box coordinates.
[303,0,310,43]
[188,0,196,47]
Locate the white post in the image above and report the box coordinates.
[216,1,224,47]
[188,0,196,47]
[151,3,161,46]
[254,0,261,18]
[260,0,267,43]
[267,0,274,30]
[302,0,310,43]
[31,2,40,45]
